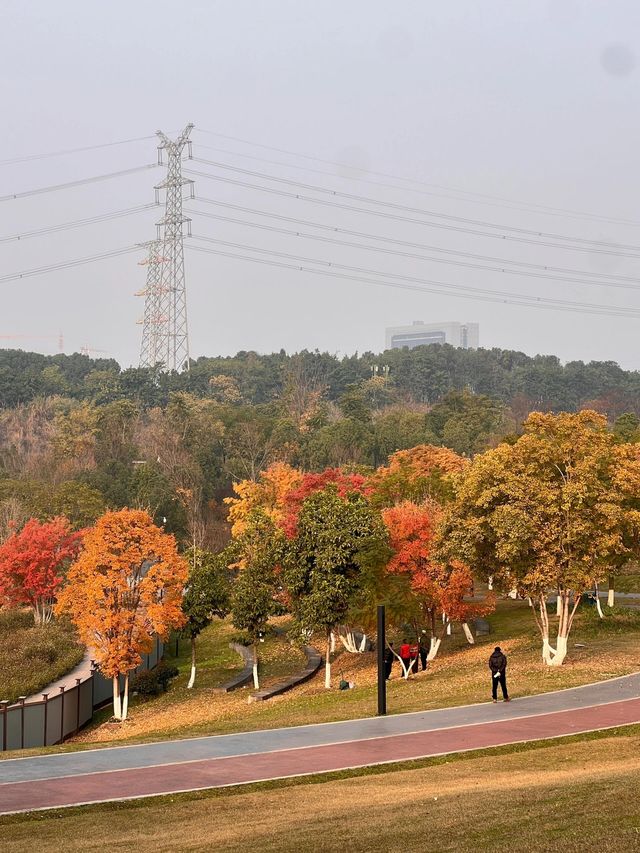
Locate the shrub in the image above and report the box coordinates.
[23,642,58,664]
[0,609,34,634]
[131,661,179,696]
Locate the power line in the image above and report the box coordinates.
[0,163,159,203]
[0,245,141,284]
[0,203,158,244]
[0,134,159,167]
[190,157,640,253]
[187,241,640,319]
[187,203,640,291]
[191,196,640,282]
[193,128,640,228]
[185,168,640,260]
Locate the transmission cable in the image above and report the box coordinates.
[0,203,158,244]
[190,196,639,282]
[0,163,159,203]
[187,205,640,291]
[0,134,159,168]
[185,168,640,260]
[0,246,142,283]
[190,157,640,252]
[193,128,640,227]
[187,242,640,319]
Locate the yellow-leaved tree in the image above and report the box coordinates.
[56,509,188,719]
[224,461,302,538]
[439,411,639,666]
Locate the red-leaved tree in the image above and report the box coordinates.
[383,500,494,666]
[283,468,368,537]
[0,517,83,623]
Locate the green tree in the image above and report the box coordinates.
[181,547,231,688]
[281,487,387,688]
[439,411,636,665]
[231,513,282,689]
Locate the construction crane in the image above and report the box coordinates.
[0,333,64,352]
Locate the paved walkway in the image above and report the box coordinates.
[1,672,639,814]
[24,651,94,705]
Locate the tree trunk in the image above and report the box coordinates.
[252,641,259,689]
[487,575,493,591]
[608,575,615,608]
[595,586,604,620]
[427,636,442,661]
[325,629,332,689]
[556,594,561,616]
[187,636,196,689]
[112,675,122,720]
[121,673,129,720]
[462,622,475,644]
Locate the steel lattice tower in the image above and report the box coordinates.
[138,124,194,371]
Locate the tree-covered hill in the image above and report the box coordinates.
[1,344,639,414]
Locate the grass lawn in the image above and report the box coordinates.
[3,728,640,852]
[25,597,636,751]
[0,609,84,704]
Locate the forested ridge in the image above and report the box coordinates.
[2,342,640,552]
[2,344,640,412]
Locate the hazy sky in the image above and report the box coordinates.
[2,0,640,368]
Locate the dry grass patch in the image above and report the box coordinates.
[3,732,640,852]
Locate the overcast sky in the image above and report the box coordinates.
[2,1,640,368]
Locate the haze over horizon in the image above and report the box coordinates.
[2,1,640,369]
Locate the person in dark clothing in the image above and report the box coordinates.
[384,643,395,680]
[409,640,419,674]
[419,637,428,671]
[399,638,411,677]
[489,646,510,702]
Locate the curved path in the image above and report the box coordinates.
[1,673,639,814]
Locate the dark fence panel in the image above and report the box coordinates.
[22,703,45,749]
[5,706,22,752]
[1,636,167,752]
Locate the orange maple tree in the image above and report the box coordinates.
[383,500,493,664]
[370,444,468,508]
[224,462,303,538]
[55,509,188,720]
[0,516,83,623]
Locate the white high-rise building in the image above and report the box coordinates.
[385,321,479,351]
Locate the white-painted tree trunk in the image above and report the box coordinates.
[112,675,122,720]
[358,633,368,652]
[487,576,493,591]
[446,622,452,636]
[547,635,568,666]
[330,631,336,653]
[608,575,615,608]
[556,595,561,616]
[252,642,259,689]
[325,631,332,689]
[595,596,604,619]
[121,674,129,720]
[427,636,442,661]
[462,622,475,644]
[187,637,196,689]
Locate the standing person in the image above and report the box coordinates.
[419,635,428,671]
[399,638,411,677]
[489,646,510,702]
[384,642,395,680]
[409,639,419,675]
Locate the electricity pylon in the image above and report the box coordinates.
[138,124,194,372]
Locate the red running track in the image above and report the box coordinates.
[2,697,640,814]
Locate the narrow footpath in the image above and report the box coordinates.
[1,672,639,815]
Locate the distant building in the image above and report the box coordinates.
[385,321,479,351]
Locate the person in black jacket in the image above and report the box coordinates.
[489,646,510,702]
[383,642,395,680]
